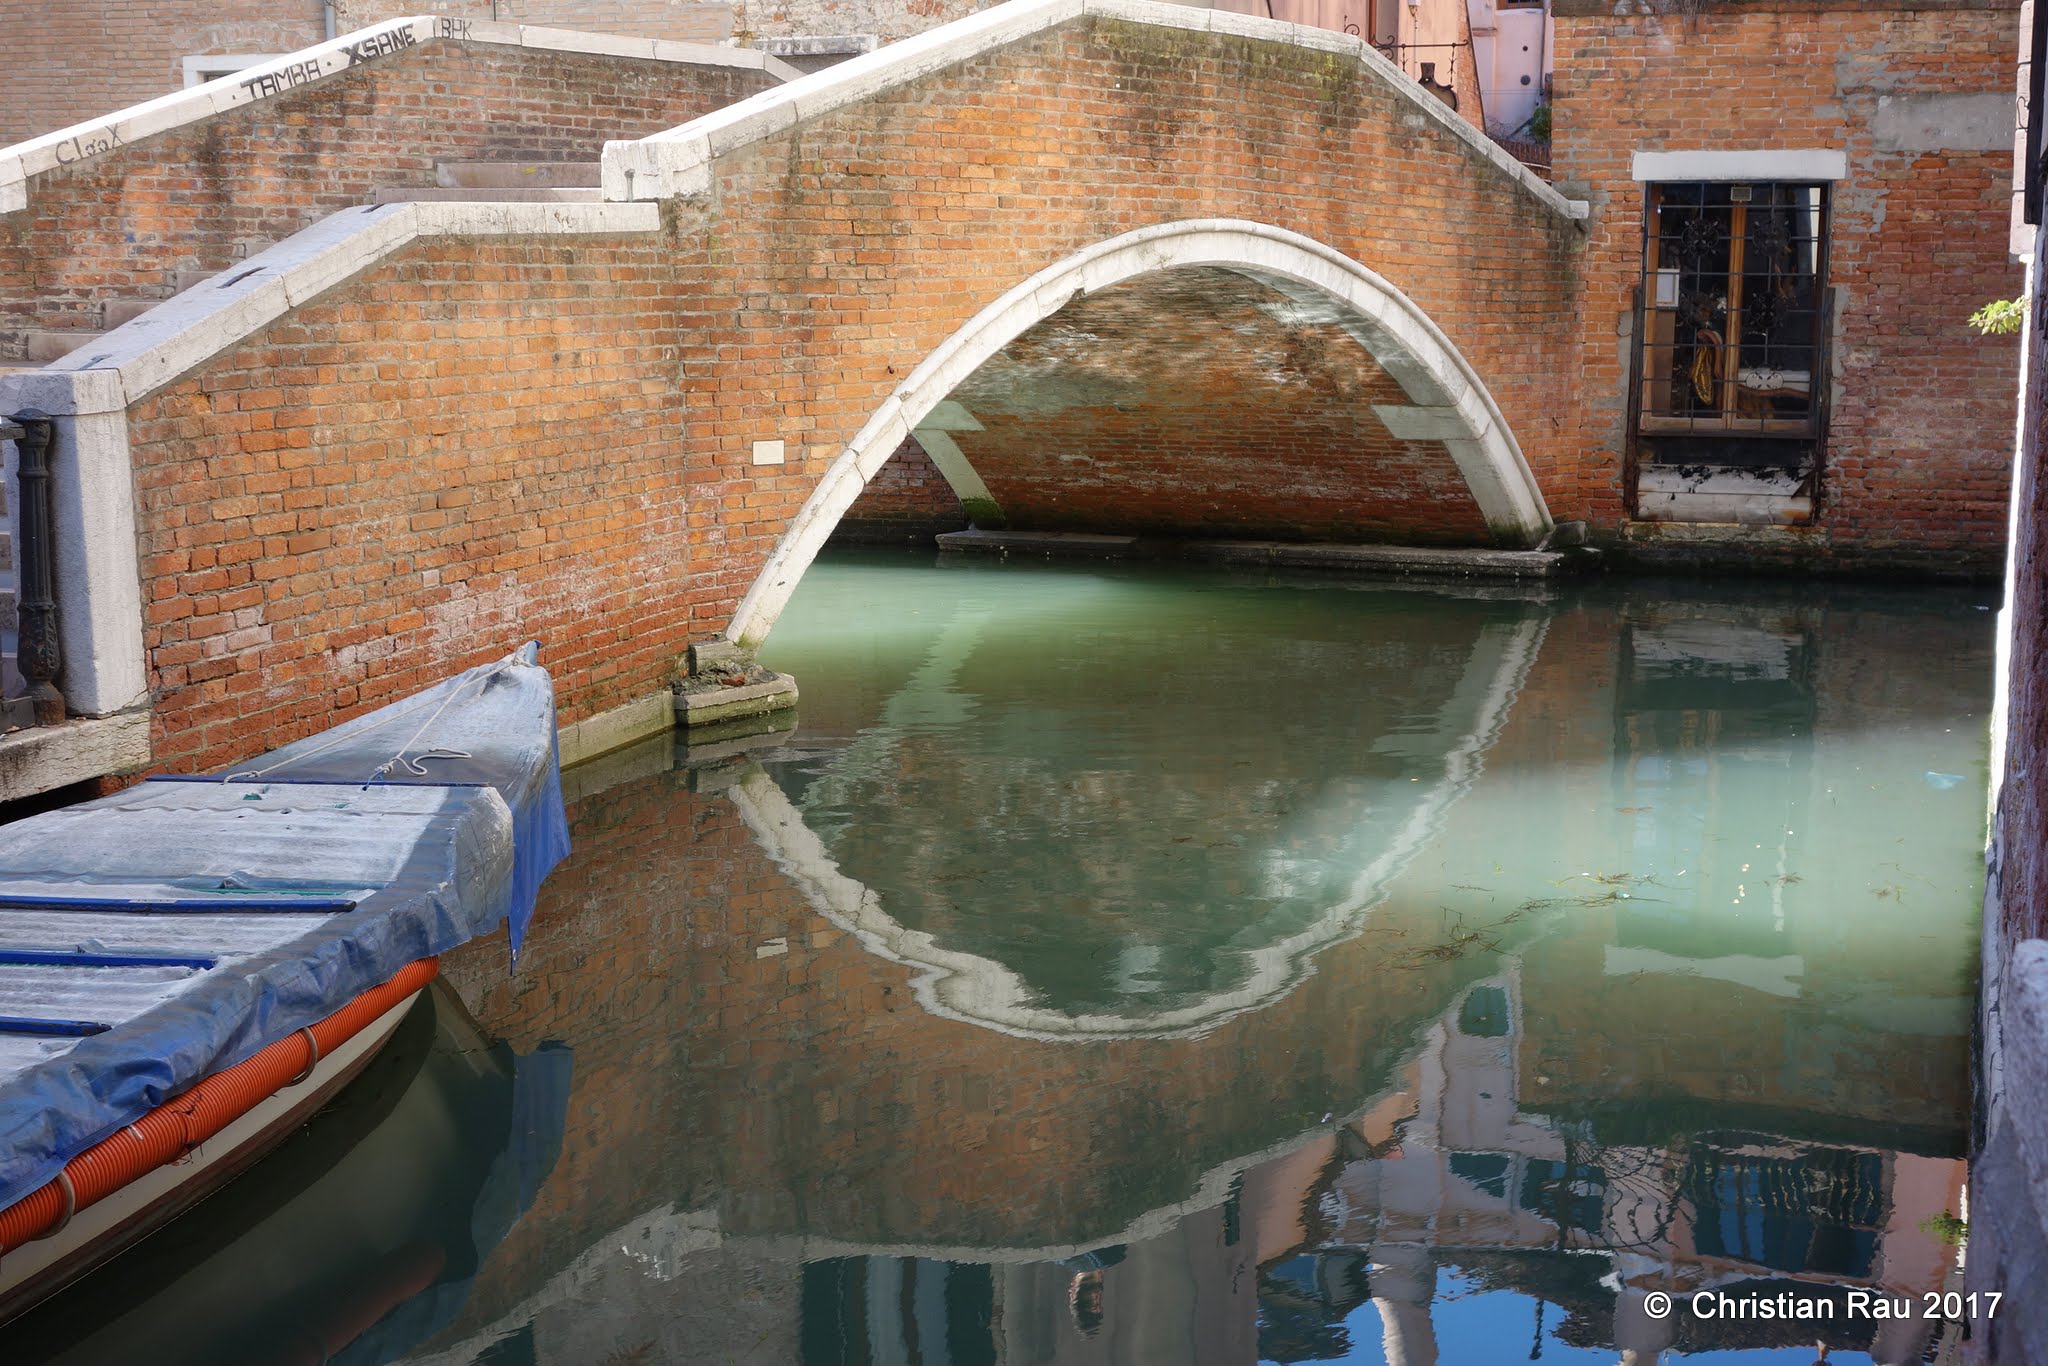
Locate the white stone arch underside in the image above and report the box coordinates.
[728,218,1554,649]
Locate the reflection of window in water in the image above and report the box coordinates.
[1613,619,1816,924]
[1256,1251,1372,1364]
[1681,1141,1886,1279]
[1457,984,1512,1038]
[1518,1159,1609,1237]
[1448,1150,1512,1201]
[799,1258,998,1366]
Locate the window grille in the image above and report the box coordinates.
[1636,182,1830,439]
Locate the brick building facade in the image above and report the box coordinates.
[1547,0,2023,574]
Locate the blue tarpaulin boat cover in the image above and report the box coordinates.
[0,644,571,1211]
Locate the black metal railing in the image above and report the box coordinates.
[5,411,64,728]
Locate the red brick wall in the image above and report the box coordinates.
[0,2,736,146]
[0,2,327,147]
[835,436,969,542]
[1550,0,2023,570]
[125,234,698,770]
[0,42,772,358]
[678,20,1581,614]
[941,266,1493,543]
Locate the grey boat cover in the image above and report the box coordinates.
[0,644,571,1211]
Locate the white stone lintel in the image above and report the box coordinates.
[1631,149,1849,183]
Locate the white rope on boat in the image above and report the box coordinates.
[220,657,510,783]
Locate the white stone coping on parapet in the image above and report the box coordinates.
[602,0,1589,222]
[0,711,152,803]
[6,199,659,415]
[0,16,800,214]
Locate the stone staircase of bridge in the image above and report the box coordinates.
[0,158,600,734]
[10,159,604,367]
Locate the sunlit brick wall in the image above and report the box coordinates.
[0,41,771,362]
[1550,0,2024,572]
[0,1,739,146]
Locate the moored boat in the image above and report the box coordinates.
[0,643,571,1318]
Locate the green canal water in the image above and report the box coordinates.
[13,550,1995,1365]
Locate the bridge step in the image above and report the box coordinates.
[20,331,107,365]
[369,187,604,204]
[104,298,166,329]
[434,160,601,190]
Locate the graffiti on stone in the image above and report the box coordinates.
[344,27,421,67]
[239,59,325,100]
[51,127,123,165]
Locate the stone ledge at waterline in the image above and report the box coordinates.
[934,528,1592,579]
[674,671,800,728]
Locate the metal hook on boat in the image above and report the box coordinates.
[287,1027,321,1087]
[35,1171,76,1242]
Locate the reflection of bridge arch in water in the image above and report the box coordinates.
[729,606,1549,1042]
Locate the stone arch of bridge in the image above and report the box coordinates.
[728,218,1555,650]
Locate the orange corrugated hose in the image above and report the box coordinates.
[0,957,439,1253]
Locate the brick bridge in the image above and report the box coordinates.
[0,1,1589,793]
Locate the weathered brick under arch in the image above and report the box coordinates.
[730,219,1558,649]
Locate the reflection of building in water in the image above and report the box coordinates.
[400,582,1984,1364]
[779,976,1963,1364]
[1229,977,1963,1365]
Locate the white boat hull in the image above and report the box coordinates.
[0,988,423,1320]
